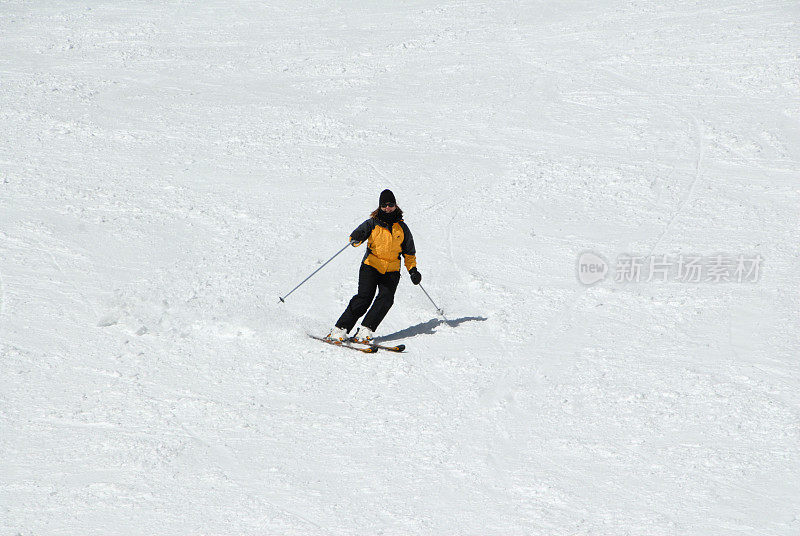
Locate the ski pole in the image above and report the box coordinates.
[418,283,445,317]
[279,242,351,303]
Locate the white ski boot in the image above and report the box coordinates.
[326,326,347,342]
[353,326,374,344]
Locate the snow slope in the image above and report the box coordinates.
[1,1,799,534]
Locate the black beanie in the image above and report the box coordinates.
[379,189,396,206]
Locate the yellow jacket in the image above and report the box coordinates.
[350,216,417,274]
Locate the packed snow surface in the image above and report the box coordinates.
[2,1,799,534]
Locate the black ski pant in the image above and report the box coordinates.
[336,263,400,333]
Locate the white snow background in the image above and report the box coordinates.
[1,1,799,534]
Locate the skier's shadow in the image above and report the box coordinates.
[376,316,487,343]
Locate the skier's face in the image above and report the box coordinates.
[381,203,396,213]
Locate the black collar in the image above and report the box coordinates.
[376,210,400,227]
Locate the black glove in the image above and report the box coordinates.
[409,267,422,285]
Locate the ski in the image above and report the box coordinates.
[309,334,378,353]
[349,338,405,353]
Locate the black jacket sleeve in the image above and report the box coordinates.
[399,222,417,270]
[399,222,416,256]
[350,219,376,243]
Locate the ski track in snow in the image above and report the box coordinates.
[2,1,800,535]
[597,66,708,258]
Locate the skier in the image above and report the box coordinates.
[327,189,422,343]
